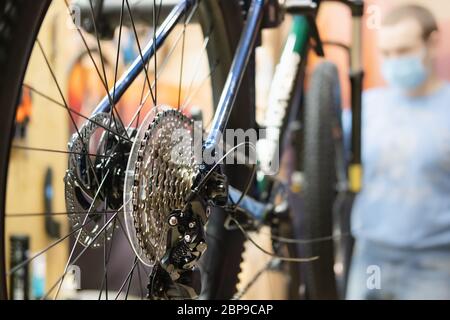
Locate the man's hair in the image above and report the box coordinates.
[382,5,439,40]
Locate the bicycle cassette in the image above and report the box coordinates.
[124,107,199,267]
[64,112,130,248]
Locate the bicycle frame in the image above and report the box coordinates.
[90,0,266,208]
[88,0,363,220]
[92,0,265,162]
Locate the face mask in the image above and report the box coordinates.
[381,51,429,91]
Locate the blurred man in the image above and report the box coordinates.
[347,5,450,299]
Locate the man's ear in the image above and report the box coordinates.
[427,30,440,54]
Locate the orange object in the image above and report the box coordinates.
[16,87,32,123]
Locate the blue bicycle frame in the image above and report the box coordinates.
[93,0,265,153]
[89,0,270,220]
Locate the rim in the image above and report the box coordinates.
[3,0,225,300]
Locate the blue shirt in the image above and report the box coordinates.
[351,83,450,249]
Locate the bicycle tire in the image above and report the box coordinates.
[301,61,341,300]
[0,0,254,300]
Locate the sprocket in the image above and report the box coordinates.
[124,107,199,267]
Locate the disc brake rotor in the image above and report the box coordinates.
[124,107,199,267]
[64,112,128,248]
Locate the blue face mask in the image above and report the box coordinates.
[381,52,429,91]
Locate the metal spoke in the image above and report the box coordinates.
[11,145,111,158]
[177,8,188,109]
[124,259,137,300]
[98,216,117,300]
[42,200,128,299]
[134,0,163,128]
[181,29,212,106]
[125,0,156,105]
[36,39,103,192]
[64,0,106,91]
[95,0,125,298]
[7,216,96,275]
[115,257,138,300]
[102,198,109,299]
[112,0,125,104]
[64,0,129,140]
[5,211,117,218]
[116,216,136,253]
[22,84,131,143]
[53,169,111,299]
[87,0,129,139]
[126,20,196,129]
[8,0,226,301]
[153,0,159,104]
[180,59,220,112]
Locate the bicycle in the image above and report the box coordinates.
[0,0,364,300]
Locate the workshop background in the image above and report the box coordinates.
[5,0,450,299]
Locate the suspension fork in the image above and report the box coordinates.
[313,0,365,193]
[348,1,364,193]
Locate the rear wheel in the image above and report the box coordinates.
[0,0,253,300]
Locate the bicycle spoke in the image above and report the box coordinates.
[87,0,129,139]
[7,217,96,275]
[152,0,159,105]
[102,198,109,299]
[64,0,106,89]
[124,260,137,300]
[181,29,212,106]
[5,211,117,218]
[94,0,125,298]
[36,39,103,192]
[24,84,131,143]
[64,0,129,141]
[125,0,156,105]
[42,200,128,299]
[127,19,196,129]
[53,169,111,299]
[115,257,138,300]
[98,212,149,299]
[177,9,188,109]
[11,145,111,158]
[135,0,163,128]
[112,0,125,105]
[180,59,220,112]
[98,215,117,300]
[115,212,169,296]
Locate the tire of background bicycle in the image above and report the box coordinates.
[301,61,341,300]
[0,0,252,300]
